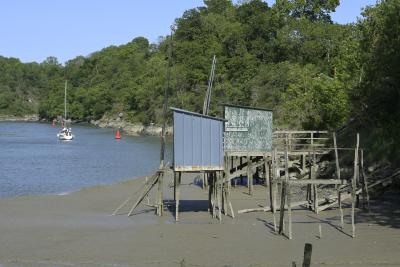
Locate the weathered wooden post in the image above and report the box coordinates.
[278,181,286,235]
[175,172,181,221]
[156,171,164,216]
[247,154,254,195]
[285,139,292,239]
[306,151,312,211]
[271,148,278,213]
[360,149,370,212]
[333,132,344,229]
[351,133,360,237]
[312,149,318,214]
[302,243,312,267]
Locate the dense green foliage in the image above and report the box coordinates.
[0,0,399,161]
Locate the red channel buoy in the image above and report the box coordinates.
[115,129,121,139]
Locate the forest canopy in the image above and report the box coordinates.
[1,0,399,161]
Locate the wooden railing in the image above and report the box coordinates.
[273,130,331,153]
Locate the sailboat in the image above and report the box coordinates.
[57,80,74,141]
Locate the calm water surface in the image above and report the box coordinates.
[0,122,171,198]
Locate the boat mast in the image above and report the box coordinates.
[64,80,67,121]
[203,55,216,116]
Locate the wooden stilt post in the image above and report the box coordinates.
[264,153,272,207]
[217,171,222,221]
[307,152,312,211]
[272,148,278,213]
[209,173,213,216]
[302,243,312,267]
[212,173,217,218]
[247,154,253,195]
[156,171,164,216]
[287,181,292,239]
[224,154,234,218]
[351,133,360,237]
[285,139,292,239]
[361,150,370,212]
[174,172,177,201]
[265,153,270,187]
[175,172,181,221]
[278,182,286,235]
[333,132,344,229]
[312,149,318,214]
[302,153,306,171]
[208,173,212,212]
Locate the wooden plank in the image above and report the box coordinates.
[273,179,347,185]
[274,130,328,134]
[273,137,330,140]
[237,200,310,214]
[228,157,265,179]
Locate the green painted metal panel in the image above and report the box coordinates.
[224,105,273,153]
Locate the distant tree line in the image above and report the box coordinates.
[0,0,399,161]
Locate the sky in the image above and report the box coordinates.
[0,0,377,64]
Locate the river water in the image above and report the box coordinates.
[0,122,171,198]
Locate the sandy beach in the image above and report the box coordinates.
[0,171,399,267]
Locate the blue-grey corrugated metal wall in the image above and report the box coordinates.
[173,109,224,171]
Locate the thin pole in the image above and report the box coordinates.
[352,133,360,238]
[160,29,173,168]
[64,80,67,120]
[203,55,217,116]
[333,132,344,229]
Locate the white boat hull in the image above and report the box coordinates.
[57,132,74,141]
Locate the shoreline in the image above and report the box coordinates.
[0,114,39,122]
[90,117,172,136]
[0,114,172,136]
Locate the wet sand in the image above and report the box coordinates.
[0,171,399,267]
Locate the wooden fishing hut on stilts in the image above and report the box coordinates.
[223,104,274,218]
[171,108,226,221]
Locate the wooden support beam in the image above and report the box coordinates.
[247,154,254,195]
[238,200,310,214]
[156,171,164,216]
[128,172,160,216]
[333,132,344,229]
[273,179,347,185]
[175,172,181,221]
[217,171,222,221]
[302,243,313,267]
[360,150,370,212]
[278,182,286,235]
[351,133,359,238]
[312,149,318,214]
[228,159,265,180]
[287,181,292,240]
